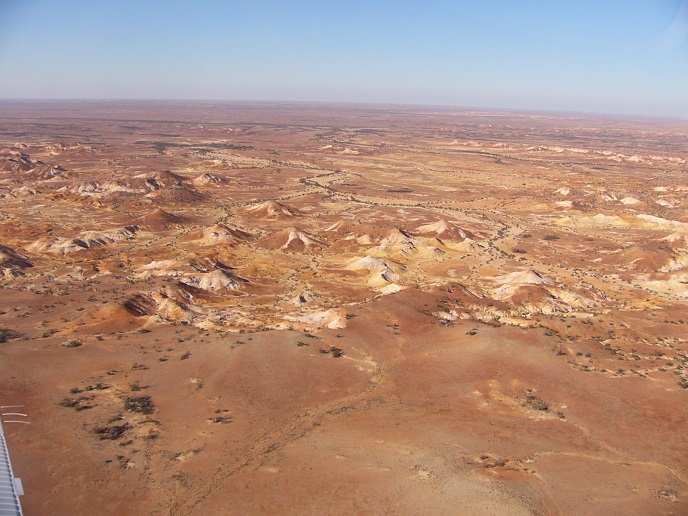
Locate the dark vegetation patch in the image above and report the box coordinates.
[320,346,345,358]
[525,395,549,411]
[93,423,129,440]
[135,140,255,154]
[0,328,21,343]
[124,395,155,415]
[59,396,95,411]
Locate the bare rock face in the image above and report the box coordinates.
[0,148,34,172]
[0,243,33,279]
[0,243,32,269]
[123,293,157,316]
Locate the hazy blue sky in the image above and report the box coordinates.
[1,0,687,117]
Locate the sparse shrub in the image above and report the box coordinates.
[209,416,232,424]
[59,396,93,411]
[124,395,155,414]
[525,395,549,411]
[93,423,129,440]
[0,328,21,343]
[59,397,80,408]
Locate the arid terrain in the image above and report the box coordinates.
[0,100,687,514]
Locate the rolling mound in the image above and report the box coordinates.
[191,173,224,186]
[27,236,86,254]
[243,200,298,218]
[346,255,406,290]
[416,219,480,241]
[67,180,141,197]
[144,185,205,204]
[133,170,186,188]
[0,148,33,172]
[0,243,33,278]
[44,142,97,154]
[136,209,185,229]
[192,224,252,246]
[3,102,688,516]
[258,227,326,252]
[180,269,248,292]
[27,227,138,254]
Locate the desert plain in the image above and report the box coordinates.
[0,100,687,514]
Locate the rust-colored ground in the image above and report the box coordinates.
[1,101,687,514]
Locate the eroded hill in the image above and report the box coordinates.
[0,101,686,515]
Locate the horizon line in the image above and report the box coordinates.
[0,97,686,122]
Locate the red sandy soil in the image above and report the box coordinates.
[0,101,687,514]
